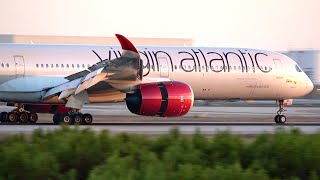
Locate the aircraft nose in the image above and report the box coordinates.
[305,78,314,94]
[308,80,314,92]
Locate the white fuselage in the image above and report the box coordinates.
[0,44,314,103]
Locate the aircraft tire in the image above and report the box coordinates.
[82,113,93,125]
[73,114,82,125]
[279,115,286,124]
[53,114,61,125]
[0,112,8,122]
[29,113,38,123]
[61,114,73,125]
[7,112,18,123]
[19,112,29,123]
[274,115,280,123]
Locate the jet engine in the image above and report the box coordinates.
[126,81,194,117]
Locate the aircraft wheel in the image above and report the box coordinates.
[279,115,286,124]
[274,115,286,124]
[19,112,29,123]
[7,112,18,123]
[53,114,61,125]
[274,115,280,123]
[61,114,73,125]
[0,112,8,122]
[82,113,93,125]
[73,114,83,125]
[29,113,38,123]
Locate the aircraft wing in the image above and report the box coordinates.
[42,34,143,109]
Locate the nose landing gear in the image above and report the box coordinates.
[274,100,287,124]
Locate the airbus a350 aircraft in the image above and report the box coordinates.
[0,34,313,124]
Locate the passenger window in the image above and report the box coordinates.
[56,64,59,68]
[66,64,69,68]
[41,64,44,68]
[36,64,39,68]
[82,64,85,68]
[51,64,54,68]
[6,63,9,68]
[1,63,4,68]
[72,64,74,68]
[77,64,80,68]
[175,65,177,70]
[46,64,49,68]
[61,64,64,68]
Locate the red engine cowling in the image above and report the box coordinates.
[24,104,74,114]
[126,81,194,117]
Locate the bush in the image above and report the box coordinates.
[0,127,318,180]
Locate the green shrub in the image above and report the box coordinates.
[207,131,244,166]
[0,126,318,180]
[245,128,320,179]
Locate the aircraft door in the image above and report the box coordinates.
[273,59,283,79]
[14,56,25,77]
[158,57,169,77]
[273,59,285,97]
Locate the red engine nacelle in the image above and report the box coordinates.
[126,81,194,117]
[24,104,74,114]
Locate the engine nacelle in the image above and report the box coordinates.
[24,104,74,114]
[126,81,194,117]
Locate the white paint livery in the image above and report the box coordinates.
[0,35,314,124]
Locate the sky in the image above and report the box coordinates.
[0,0,319,51]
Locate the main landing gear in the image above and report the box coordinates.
[0,104,38,123]
[53,111,93,125]
[274,100,287,124]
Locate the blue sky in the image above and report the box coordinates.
[0,0,319,50]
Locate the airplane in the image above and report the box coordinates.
[0,34,313,124]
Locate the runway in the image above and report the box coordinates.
[0,122,319,135]
[0,103,319,134]
[81,104,320,118]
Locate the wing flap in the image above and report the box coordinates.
[43,78,82,99]
[58,88,76,100]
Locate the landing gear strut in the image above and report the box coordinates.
[52,111,93,125]
[0,103,38,123]
[274,100,287,124]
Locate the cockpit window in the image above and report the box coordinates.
[295,64,302,72]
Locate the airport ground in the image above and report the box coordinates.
[1,100,320,122]
[0,101,319,135]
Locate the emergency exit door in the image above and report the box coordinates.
[158,57,169,77]
[273,59,283,79]
[14,56,25,77]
